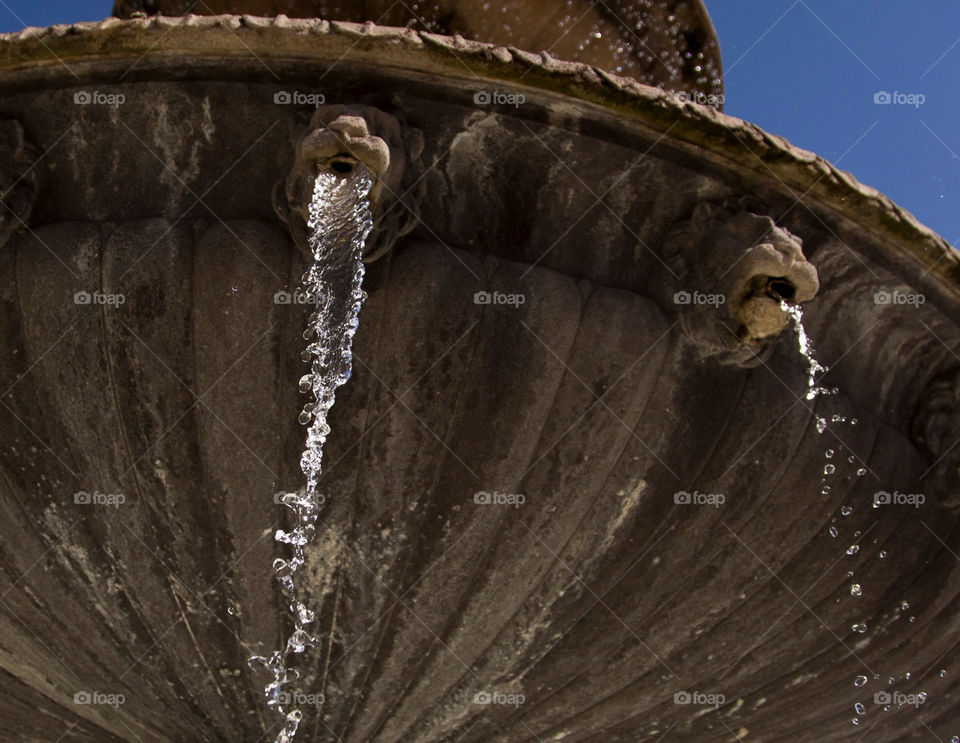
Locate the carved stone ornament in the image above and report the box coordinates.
[273,103,424,263]
[663,198,819,366]
[0,119,40,251]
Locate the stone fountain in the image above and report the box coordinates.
[0,1,958,741]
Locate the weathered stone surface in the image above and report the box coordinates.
[0,119,39,251]
[0,16,958,743]
[109,0,725,104]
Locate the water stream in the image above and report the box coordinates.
[250,165,374,743]
[780,300,931,728]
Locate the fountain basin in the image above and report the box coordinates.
[0,16,959,742]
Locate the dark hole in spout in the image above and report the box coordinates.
[329,155,356,175]
[766,278,795,302]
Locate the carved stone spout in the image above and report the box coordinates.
[664,200,819,366]
[274,104,423,262]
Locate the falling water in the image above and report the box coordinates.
[780,300,905,727]
[249,165,374,743]
[780,300,836,409]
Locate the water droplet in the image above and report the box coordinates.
[851,718,860,726]
[841,505,852,516]
[829,526,839,538]
[824,464,836,475]
[879,550,887,558]
[908,615,916,623]
[287,629,313,654]
[854,675,868,686]
[857,468,867,476]
[847,544,860,555]
[917,692,928,703]
[940,669,947,678]
[826,448,835,458]
[296,602,315,624]
[850,584,862,596]
[299,374,314,393]
[854,702,865,714]
[900,600,910,611]
[852,623,868,634]
[905,672,912,680]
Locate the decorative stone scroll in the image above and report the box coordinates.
[913,369,960,508]
[0,119,39,252]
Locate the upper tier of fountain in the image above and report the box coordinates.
[111,0,725,104]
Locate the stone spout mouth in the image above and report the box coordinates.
[299,114,391,198]
[666,202,820,365]
[275,104,423,262]
[727,229,819,345]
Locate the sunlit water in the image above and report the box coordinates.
[250,166,374,743]
[781,301,948,731]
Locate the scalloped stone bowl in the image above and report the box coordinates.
[0,15,958,743]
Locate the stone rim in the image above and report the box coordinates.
[0,14,956,300]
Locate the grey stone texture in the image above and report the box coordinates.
[0,13,958,743]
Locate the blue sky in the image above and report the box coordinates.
[0,1,957,245]
[706,0,960,246]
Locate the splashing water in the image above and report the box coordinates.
[249,166,374,743]
[780,300,869,519]
[780,300,836,406]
